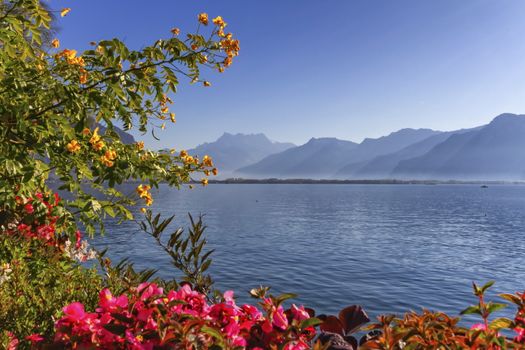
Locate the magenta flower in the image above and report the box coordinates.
[471,323,487,331]
[63,302,86,322]
[25,333,44,343]
[291,304,310,322]
[24,203,34,214]
[273,306,289,330]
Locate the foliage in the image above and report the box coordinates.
[51,283,321,349]
[357,281,525,350]
[0,230,102,345]
[0,0,237,236]
[141,211,215,297]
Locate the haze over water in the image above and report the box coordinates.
[95,184,525,320]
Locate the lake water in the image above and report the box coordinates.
[94,184,525,321]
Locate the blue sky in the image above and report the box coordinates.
[52,0,525,149]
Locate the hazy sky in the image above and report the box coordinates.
[53,0,525,149]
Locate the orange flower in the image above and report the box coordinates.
[100,156,114,167]
[81,128,91,136]
[202,155,213,167]
[198,13,209,25]
[79,71,88,84]
[104,149,117,161]
[136,141,144,151]
[171,28,180,36]
[93,141,105,151]
[89,127,101,145]
[213,16,226,28]
[203,81,211,87]
[66,140,81,153]
[51,39,60,48]
[136,184,153,206]
[60,8,71,17]
[201,178,208,186]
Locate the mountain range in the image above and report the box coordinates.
[182,113,525,181]
[187,132,295,173]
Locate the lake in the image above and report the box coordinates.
[94,184,525,321]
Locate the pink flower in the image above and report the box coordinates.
[6,332,19,350]
[515,327,525,343]
[98,288,128,312]
[63,302,86,322]
[25,333,44,343]
[273,306,289,330]
[224,290,235,304]
[75,230,82,249]
[137,282,163,301]
[241,304,263,320]
[470,323,487,331]
[24,203,34,214]
[290,304,310,322]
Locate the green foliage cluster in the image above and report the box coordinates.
[0,234,101,342]
[0,0,233,236]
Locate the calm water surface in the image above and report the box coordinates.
[94,184,525,320]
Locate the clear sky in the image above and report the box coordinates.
[52,0,525,149]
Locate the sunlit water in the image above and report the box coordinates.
[94,184,525,321]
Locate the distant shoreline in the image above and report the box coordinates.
[202,178,525,185]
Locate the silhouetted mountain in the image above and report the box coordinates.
[237,138,359,178]
[335,128,441,177]
[187,133,295,172]
[392,113,525,180]
[239,129,439,178]
[347,128,479,179]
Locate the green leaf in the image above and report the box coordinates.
[460,305,481,315]
[489,317,514,330]
[486,302,507,314]
[300,317,323,329]
[275,293,298,305]
[480,280,495,293]
[499,293,521,304]
[200,326,223,341]
[103,205,116,218]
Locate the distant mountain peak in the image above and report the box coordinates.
[306,137,354,145]
[188,132,295,172]
[218,132,271,142]
[489,113,525,125]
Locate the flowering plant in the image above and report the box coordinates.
[51,283,320,350]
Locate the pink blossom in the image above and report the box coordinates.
[6,332,19,350]
[25,333,44,343]
[75,230,82,249]
[471,323,487,331]
[63,302,86,322]
[98,288,128,312]
[272,306,289,330]
[24,203,34,214]
[515,327,525,343]
[291,304,310,322]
